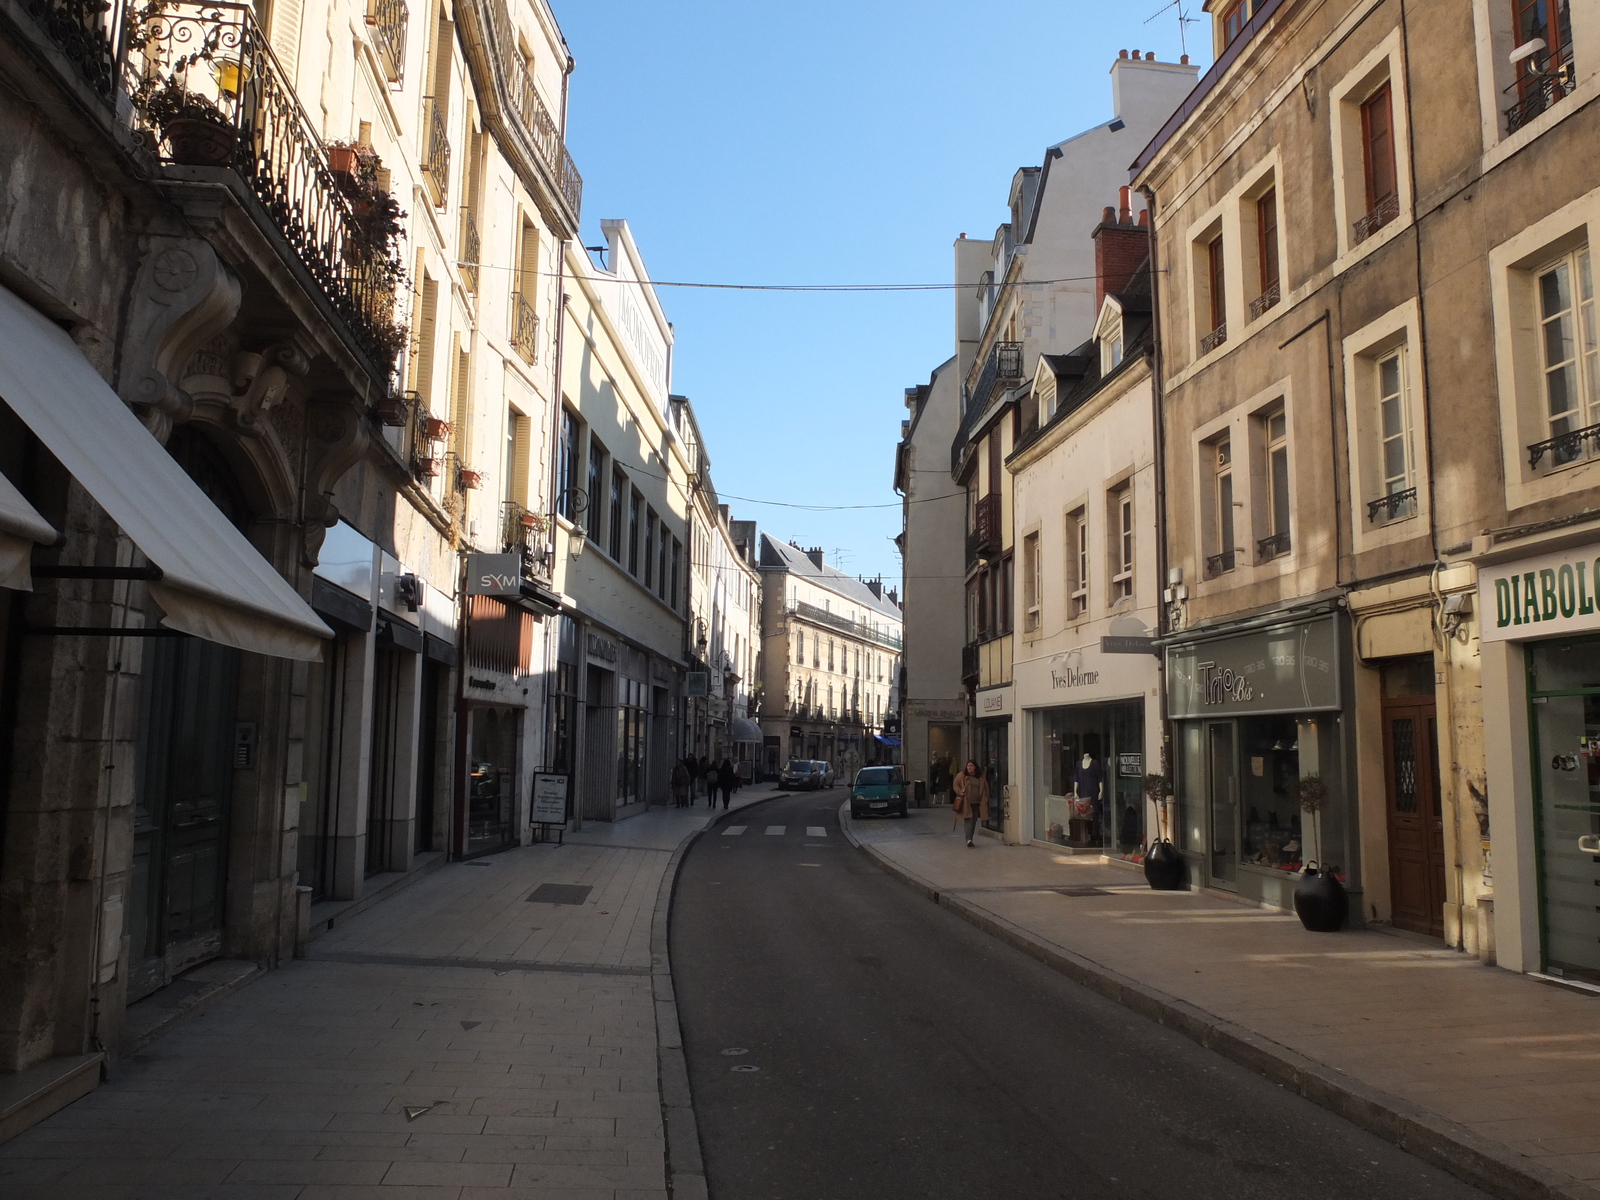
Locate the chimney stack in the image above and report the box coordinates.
[806,547,825,569]
[1093,189,1149,313]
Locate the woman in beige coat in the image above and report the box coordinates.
[951,760,989,847]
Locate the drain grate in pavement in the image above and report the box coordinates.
[526,883,592,905]
[1052,886,1114,897]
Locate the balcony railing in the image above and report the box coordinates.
[124,1,406,377]
[1367,487,1418,524]
[787,600,902,651]
[1529,418,1600,468]
[961,642,979,682]
[1249,279,1280,321]
[1199,322,1227,356]
[1353,192,1400,245]
[460,210,480,293]
[969,340,1024,414]
[501,500,552,583]
[26,0,124,98]
[971,492,1001,557]
[1256,530,1291,561]
[512,293,539,363]
[1505,59,1577,133]
[1204,549,1237,579]
[422,96,450,206]
[505,39,583,218]
[369,0,406,84]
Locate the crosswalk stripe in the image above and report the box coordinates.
[765,825,785,836]
[806,826,826,837]
[722,826,747,836]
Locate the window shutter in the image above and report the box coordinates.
[510,410,530,507]
[269,0,304,82]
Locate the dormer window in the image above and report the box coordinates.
[1102,318,1124,374]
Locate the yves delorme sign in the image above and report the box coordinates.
[1167,615,1340,718]
[1478,548,1600,642]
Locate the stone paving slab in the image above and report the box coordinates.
[845,805,1600,1200]
[0,790,777,1200]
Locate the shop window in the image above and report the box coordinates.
[1256,404,1292,561]
[1203,435,1238,577]
[1035,703,1144,853]
[1066,507,1089,620]
[1108,485,1134,602]
[1022,531,1041,634]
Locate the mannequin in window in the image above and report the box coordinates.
[1072,750,1106,846]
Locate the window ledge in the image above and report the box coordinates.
[1332,204,1413,280]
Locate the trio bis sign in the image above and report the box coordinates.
[1167,615,1340,719]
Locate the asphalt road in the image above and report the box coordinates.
[670,788,1494,1200]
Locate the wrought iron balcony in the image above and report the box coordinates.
[506,42,583,218]
[512,293,539,363]
[969,340,1024,414]
[1353,192,1400,245]
[1366,486,1418,524]
[787,600,902,651]
[1528,421,1600,469]
[25,0,121,98]
[123,1,407,378]
[961,642,980,682]
[1504,60,1577,133]
[460,210,480,293]
[1199,322,1227,356]
[1249,280,1280,321]
[970,492,1001,558]
[422,96,450,207]
[1204,549,1237,579]
[501,501,552,583]
[1256,530,1291,562]
[369,0,407,84]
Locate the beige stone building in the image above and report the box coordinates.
[1135,0,1600,979]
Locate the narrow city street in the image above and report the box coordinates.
[671,790,1493,1200]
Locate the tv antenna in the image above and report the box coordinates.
[1145,0,1199,60]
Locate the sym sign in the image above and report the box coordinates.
[1478,547,1600,642]
[465,553,521,597]
[1167,615,1340,718]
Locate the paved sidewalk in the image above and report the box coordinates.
[843,806,1600,1200]
[0,787,776,1200]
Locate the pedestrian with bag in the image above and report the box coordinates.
[717,758,736,809]
[952,760,989,847]
[670,761,691,809]
[697,755,713,805]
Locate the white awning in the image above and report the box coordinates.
[0,469,57,591]
[731,716,763,743]
[0,283,333,659]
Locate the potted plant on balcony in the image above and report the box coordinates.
[133,75,237,166]
[423,415,450,442]
[458,465,484,490]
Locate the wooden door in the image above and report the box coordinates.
[1384,701,1446,936]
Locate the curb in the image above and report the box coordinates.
[837,805,1600,1200]
[651,791,785,1200]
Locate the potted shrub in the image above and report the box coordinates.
[1141,772,1184,890]
[1292,774,1348,932]
[134,75,236,166]
[326,140,362,182]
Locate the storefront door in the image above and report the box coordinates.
[1382,659,1445,936]
[466,705,517,854]
[928,723,961,801]
[979,719,1008,832]
[1207,722,1239,887]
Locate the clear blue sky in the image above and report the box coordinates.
[557,1,1207,590]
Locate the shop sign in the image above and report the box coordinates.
[586,633,618,662]
[978,686,1011,715]
[465,553,521,596]
[1117,752,1143,777]
[1478,548,1600,643]
[1167,615,1340,718]
[1050,663,1101,690]
[531,773,568,824]
[685,671,709,697]
[1101,635,1156,654]
[906,702,965,720]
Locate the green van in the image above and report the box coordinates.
[849,765,907,819]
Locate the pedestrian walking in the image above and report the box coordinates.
[699,756,716,805]
[952,760,989,847]
[671,761,691,808]
[717,758,736,809]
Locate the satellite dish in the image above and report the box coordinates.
[1509,37,1546,66]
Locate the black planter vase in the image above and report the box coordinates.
[1144,839,1184,890]
[1293,863,1348,932]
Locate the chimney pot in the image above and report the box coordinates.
[1181,53,1190,64]
[1130,49,1138,58]
[1145,51,1155,61]
[1118,185,1133,224]
[1102,205,1117,223]
[1118,48,1128,59]
[1138,209,1149,227]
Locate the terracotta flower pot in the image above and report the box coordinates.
[327,145,360,175]
[373,394,408,427]
[423,416,450,442]
[519,512,539,529]
[459,468,484,490]
[163,117,236,167]
[415,456,439,479]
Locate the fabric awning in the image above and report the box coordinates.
[0,469,57,591]
[731,716,763,743]
[0,283,333,659]
[874,735,902,746]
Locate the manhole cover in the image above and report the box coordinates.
[1052,886,1113,897]
[730,1064,761,1073]
[526,883,592,905]
[720,1047,748,1056]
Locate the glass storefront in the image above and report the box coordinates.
[1527,636,1600,985]
[978,718,1008,832]
[1034,702,1144,854]
[615,677,648,807]
[467,705,518,854]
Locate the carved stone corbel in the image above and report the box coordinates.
[301,398,370,568]
[226,338,313,437]
[118,238,242,441]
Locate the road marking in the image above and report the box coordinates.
[798,863,821,867]
[765,825,786,835]
[722,826,747,836]
[806,826,826,837]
